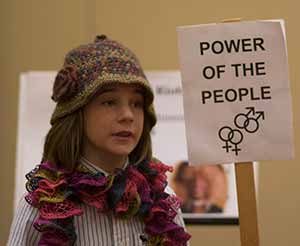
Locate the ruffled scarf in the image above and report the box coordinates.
[25,159,191,246]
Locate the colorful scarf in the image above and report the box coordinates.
[25,159,191,245]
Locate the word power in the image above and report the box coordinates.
[199,38,265,55]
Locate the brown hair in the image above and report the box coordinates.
[42,107,153,171]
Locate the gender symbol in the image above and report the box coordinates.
[218,126,243,155]
[218,107,265,155]
[234,107,265,133]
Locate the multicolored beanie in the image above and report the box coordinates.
[50,35,156,128]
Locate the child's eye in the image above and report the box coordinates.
[132,100,144,108]
[102,100,116,106]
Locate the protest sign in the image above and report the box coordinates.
[177,20,294,165]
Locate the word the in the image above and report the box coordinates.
[231,62,266,77]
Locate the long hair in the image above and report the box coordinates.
[42,109,84,171]
[42,108,153,171]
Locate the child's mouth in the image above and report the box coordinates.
[113,131,133,138]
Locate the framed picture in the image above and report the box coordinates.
[15,71,257,224]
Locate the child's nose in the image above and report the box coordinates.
[118,104,134,121]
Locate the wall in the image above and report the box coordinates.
[1,0,299,245]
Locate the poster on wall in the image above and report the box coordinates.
[15,71,258,224]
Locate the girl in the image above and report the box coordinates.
[8,35,191,246]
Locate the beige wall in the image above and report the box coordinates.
[1,0,299,245]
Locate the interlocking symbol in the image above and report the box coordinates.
[234,107,265,133]
[218,126,243,155]
[218,107,265,155]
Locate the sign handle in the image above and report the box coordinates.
[235,162,260,246]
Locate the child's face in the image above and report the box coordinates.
[83,84,145,161]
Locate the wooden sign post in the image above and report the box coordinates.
[235,162,259,246]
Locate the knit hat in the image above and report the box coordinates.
[50,35,156,128]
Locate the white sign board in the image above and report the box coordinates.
[177,20,294,165]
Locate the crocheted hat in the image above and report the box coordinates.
[50,35,156,128]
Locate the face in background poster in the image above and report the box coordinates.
[170,161,228,214]
[15,71,258,224]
